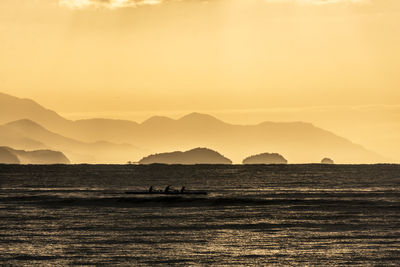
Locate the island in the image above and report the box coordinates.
[0,146,70,164]
[242,153,288,164]
[139,147,232,165]
[321,158,335,164]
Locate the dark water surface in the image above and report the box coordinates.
[1,164,399,266]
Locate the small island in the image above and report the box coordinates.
[139,147,232,165]
[242,153,288,164]
[0,146,70,164]
[321,158,335,164]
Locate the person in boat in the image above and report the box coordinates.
[180,186,185,193]
[149,186,153,193]
[164,185,171,193]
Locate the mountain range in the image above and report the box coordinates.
[0,92,387,164]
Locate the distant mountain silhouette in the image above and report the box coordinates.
[321,158,335,164]
[139,148,232,165]
[0,147,20,164]
[1,119,142,163]
[0,92,69,129]
[141,116,176,127]
[178,113,227,127]
[243,153,288,164]
[0,92,388,163]
[0,146,70,164]
[0,124,46,150]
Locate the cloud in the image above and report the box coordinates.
[59,0,369,9]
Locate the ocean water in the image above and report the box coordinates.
[0,164,400,266]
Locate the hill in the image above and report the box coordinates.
[0,146,70,164]
[139,148,232,165]
[0,92,70,129]
[0,147,20,164]
[0,124,46,150]
[1,119,142,163]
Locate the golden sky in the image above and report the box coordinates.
[1,0,400,160]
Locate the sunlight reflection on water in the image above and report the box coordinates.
[0,164,400,265]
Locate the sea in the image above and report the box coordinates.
[0,164,399,266]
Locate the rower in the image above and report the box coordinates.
[149,186,153,193]
[180,186,185,193]
[164,185,171,193]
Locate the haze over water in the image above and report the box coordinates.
[1,164,399,265]
[2,0,400,161]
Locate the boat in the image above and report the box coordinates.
[125,190,208,195]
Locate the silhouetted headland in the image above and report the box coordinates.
[242,153,288,164]
[139,148,232,165]
[0,147,21,164]
[0,146,70,164]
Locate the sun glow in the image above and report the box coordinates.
[1,0,400,162]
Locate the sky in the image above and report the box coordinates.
[1,0,400,160]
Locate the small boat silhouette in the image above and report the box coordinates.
[125,186,207,195]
